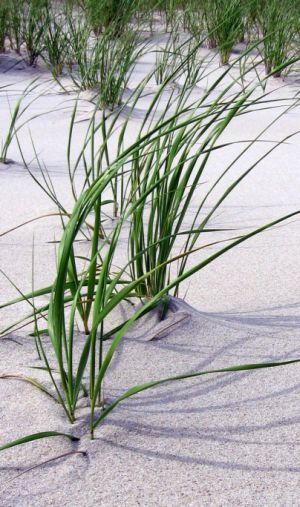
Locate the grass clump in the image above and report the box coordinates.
[21,0,49,66]
[68,21,142,109]
[203,0,244,64]
[84,0,137,35]
[7,0,23,54]
[182,0,204,38]
[42,7,69,78]
[1,7,300,451]
[2,43,300,442]
[0,0,10,53]
[258,0,299,77]
[97,30,142,109]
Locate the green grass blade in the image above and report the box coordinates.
[0,432,79,452]
[93,357,300,429]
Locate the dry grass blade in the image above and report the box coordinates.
[0,374,58,403]
[3,451,87,487]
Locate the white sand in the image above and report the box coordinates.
[1,44,300,506]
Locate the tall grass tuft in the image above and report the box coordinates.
[258,0,299,77]
[2,43,300,438]
[0,0,9,53]
[42,6,69,78]
[1,17,300,448]
[21,0,49,66]
[68,18,143,109]
[7,0,23,54]
[183,0,204,39]
[203,0,244,64]
[85,0,137,35]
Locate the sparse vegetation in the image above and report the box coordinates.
[1,0,300,463]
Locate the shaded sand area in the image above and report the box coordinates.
[1,48,300,506]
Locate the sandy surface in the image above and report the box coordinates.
[1,41,300,506]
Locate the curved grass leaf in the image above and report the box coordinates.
[0,374,58,403]
[93,357,300,429]
[0,432,79,452]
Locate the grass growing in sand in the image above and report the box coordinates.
[1,0,300,452]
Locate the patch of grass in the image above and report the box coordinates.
[7,0,23,54]
[3,45,300,438]
[84,0,137,35]
[0,0,9,53]
[258,0,299,77]
[1,10,300,449]
[42,6,69,78]
[68,20,143,109]
[21,0,49,66]
[182,0,204,38]
[203,0,244,64]
[97,29,143,110]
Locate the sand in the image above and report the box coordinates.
[1,41,300,506]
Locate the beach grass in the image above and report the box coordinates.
[1,0,300,451]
